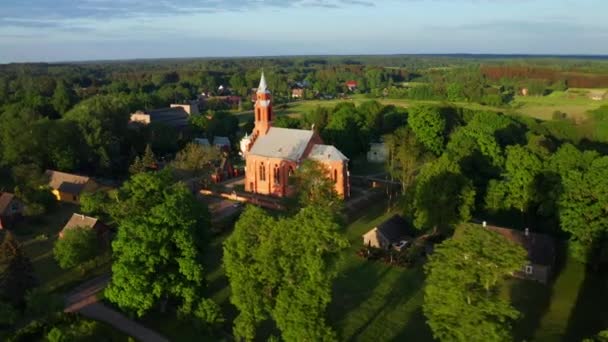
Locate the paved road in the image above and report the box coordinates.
[65,275,169,342]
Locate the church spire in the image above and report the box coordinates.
[257,72,269,94]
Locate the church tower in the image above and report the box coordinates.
[254,73,273,137]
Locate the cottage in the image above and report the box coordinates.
[367,142,388,163]
[45,170,97,204]
[363,215,415,250]
[345,80,358,91]
[485,224,556,284]
[0,193,24,230]
[60,213,109,242]
[291,85,305,99]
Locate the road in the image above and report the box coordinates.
[65,275,169,342]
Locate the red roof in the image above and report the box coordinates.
[346,80,358,87]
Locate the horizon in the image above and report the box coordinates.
[1,0,608,63]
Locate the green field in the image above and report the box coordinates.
[235,90,607,124]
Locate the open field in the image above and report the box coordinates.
[234,90,608,124]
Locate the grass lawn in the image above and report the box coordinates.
[505,250,608,342]
[8,203,111,293]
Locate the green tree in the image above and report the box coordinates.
[224,206,348,341]
[51,79,75,116]
[559,157,608,263]
[171,143,222,181]
[385,127,431,193]
[414,157,475,231]
[0,232,37,307]
[0,300,17,325]
[408,105,446,155]
[423,225,527,342]
[105,171,217,322]
[80,191,109,217]
[53,227,99,269]
[292,160,342,212]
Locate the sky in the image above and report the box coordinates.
[1,0,607,63]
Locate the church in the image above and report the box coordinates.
[240,73,350,198]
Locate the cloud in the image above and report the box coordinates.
[0,0,374,28]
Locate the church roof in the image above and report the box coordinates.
[249,127,314,161]
[308,144,349,162]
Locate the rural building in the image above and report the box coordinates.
[194,138,211,146]
[0,192,24,230]
[130,102,199,129]
[346,80,358,91]
[60,213,109,242]
[367,142,388,163]
[485,225,556,284]
[291,85,305,99]
[213,136,231,150]
[363,214,415,250]
[45,170,98,204]
[240,73,350,198]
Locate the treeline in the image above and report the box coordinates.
[481,65,608,88]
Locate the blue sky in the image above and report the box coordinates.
[1,0,607,63]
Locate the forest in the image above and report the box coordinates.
[1,55,608,341]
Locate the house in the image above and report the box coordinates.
[345,80,358,91]
[60,213,109,243]
[194,138,211,146]
[291,85,305,99]
[362,215,415,250]
[240,73,350,198]
[130,102,199,130]
[0,193,24,230]
[485,224,556,284]
[45,170,97,204]
[367,142,388,163]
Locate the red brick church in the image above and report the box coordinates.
[240,73,350,198]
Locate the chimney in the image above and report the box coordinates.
[525,228,529,236]
[482,221,487,227]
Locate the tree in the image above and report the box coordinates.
[171,143,222,181]
[0,300,17,326]
[559,157,608,263]
[423,225,527,342]
[51,79,75,116]
[0,232,37,307]
[80,191,109,217]
[408,105,446,155]
[105,171,218,323]
[385,127,431,193]
[53,227,99,269]
[224,206,348,341]
[414,157,475,231]
[292,160,342,212]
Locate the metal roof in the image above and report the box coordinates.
[248,127,314,161]
[308,144,349,162]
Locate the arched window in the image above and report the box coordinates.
[256,108,261,121]
[334,169,338,184]
[274,165,281,185]
[259,163,266,181]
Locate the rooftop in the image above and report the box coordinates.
[45,170,90,194]
[374,214,416,242]
[63,213,100,230]
[485,225,556,266]
[308,144,349,162]
[249,127,315,161]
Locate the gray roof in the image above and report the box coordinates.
[376,215,416,243]
[143,107,190,128]
[45,170,90,193]
[249,127,315,161]
[213,136,231,147]
[308,144,349,162]
[485,226,556,266]
[194,138,210,146]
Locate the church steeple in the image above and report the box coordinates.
[254,72,273,137]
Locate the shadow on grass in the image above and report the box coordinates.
[563,264,608,341]
[510,239,568,341]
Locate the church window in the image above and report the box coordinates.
[256,108,261,121]
[274,165,281,185]
[334,169,338,184]
[259,163,266,181]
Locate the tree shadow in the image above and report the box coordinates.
[510,239,567,341]
[563,263,608,341]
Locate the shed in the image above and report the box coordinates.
[363,214,415,250]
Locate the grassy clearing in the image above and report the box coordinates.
[8,203,111,293]
[234,89,607,125]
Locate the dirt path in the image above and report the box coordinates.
[65,275,169,342]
